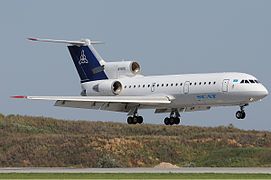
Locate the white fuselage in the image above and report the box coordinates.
[82,72,268,110]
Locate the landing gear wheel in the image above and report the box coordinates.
[241,111,246,119]
[132,116,138,124]
[127,115,144,124]
[174,117,180,125]
[127,116,133,124]
[236,111,242,119]
[169,117,175,125]
[164,117,170,125]
[137,116,143,124]
[236,111,246,119]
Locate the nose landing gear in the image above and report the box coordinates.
[235,104,248,120]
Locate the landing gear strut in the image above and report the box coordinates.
[164,109,181,125]
[235,105,247,119]
[127,107,143,124]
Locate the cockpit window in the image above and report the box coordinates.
[245,80,249,84]
[249,80,255,83]
[255,80,259,83]
[240,80,244,83]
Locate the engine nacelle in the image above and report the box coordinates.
[104,61,141,78]
[92,80,122,95]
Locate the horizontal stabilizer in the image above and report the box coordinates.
[28,37,103,46]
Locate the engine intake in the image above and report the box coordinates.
[104,61,141,78]
[93,80,123,95]
[130,61,140,74]
[111,81,122,95]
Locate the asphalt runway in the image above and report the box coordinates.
[0,167,270,174]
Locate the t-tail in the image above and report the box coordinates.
[28,37,108,83]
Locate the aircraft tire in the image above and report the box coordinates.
[241,111,246,119]
[132,116,138,124]
[236,111,242,119]
[164,117,170,125]
[174,117,180,124]
[169,117,175,125]
[127,116,133,124]
[137,116,143,124]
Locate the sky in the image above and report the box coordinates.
[0,0,270,130]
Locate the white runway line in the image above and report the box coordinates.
[0,167,270,174]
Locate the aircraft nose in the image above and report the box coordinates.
[262,86,269,97]
[257,85,269,99]
[248,84,268,101]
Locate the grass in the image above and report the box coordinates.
[0,173,270,179]
[0,114,271,168]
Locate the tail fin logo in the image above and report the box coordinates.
[78,50,88,65]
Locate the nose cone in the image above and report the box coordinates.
[246,84,269,102]
[262,86,269,97]
[256,85,269,99]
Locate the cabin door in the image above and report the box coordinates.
[184,81,190,94]
[222,79,230,92]
[151,83,156,92]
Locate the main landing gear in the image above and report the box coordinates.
[164,109,181,125]
[127,107,143,124]
[235,104,248,120]
[127,115,143,124]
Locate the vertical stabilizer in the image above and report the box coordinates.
[28,37,108,83]
[68,45,108,83]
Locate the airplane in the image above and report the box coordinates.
[12,37,269,125]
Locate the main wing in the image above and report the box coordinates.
[12,95,174,113]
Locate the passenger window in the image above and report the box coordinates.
[194,82,197,85]
[138,85,140,88]
[176,83,178,86]
[134,85,136,88]
[166,84,169,87]
[157,84,159,87]
[129,85,131,88]
[209,82,211,85]
[213,82,216,85]
[180,83,183,86]
[171,83,173,86]
[199,82,202,85]
[204,82,206,85]
[124,85,127,88]
[190,83,192,85]
[143,85,145,88]
[240,80,244,83]
[148,84,150,87]
[249,80,255,83]
[245,80,249,84]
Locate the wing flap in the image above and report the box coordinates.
[12,95,173,105]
